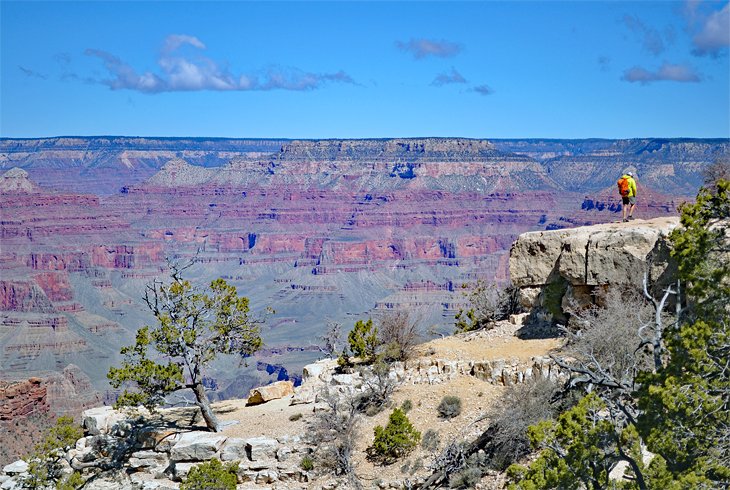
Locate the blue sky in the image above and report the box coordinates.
[1,1,729,139]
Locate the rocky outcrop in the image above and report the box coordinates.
[246,380,294,406]
[0,365,102,466]
[0,168,35,193]
[510,217,681,319]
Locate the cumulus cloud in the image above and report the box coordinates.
[18,66,48,79]
[431,67,467,86]
[472,84,494,96]
[622,14,666,55]
[396,38,462,59]
[85,34,357,93]
[690,2,729,57]
[621,62,702,84]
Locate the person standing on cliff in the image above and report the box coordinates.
[617,171,637,222]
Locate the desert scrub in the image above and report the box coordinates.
[370,408,421,463]
[437,395,462,419]
[401,399,413,413]
[300,455,314,471]
[421,429,441,451]
[289,413,303,422]
[180,459,238,490]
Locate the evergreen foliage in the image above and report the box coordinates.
[22,416,85,489]
[180,459,238,490]
[637,179,730,485]
[507,180,730,489]
[108,269,263,432]
[347,318,378,361]
[371,408,421,463]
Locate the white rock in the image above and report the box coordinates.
[2,461,27,475]
[246,436,278,461]
[169,432,227,461]
[220,437,248,461]
[254,469,278,484]
[82,406,125,436]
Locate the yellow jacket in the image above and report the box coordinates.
[620,174,637,197]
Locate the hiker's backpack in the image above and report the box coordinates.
[617,177,630,197]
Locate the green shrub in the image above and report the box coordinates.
[300,455,314,471]
[23,416,84,489]
[371,408,421,463]
[348,319,378,361]
[180,459,238,490]
[289,413,303,422]
[400,399,413,413]
[437,395,462,419]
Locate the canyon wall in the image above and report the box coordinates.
[0,137,727,459]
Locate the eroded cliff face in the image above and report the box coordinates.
[0,365,101,465]
[509,216,680,320]
[0,137,725,455]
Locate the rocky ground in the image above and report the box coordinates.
[0,317,561,490]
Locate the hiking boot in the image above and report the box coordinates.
[623,218,629,222]
[628,216,635,220]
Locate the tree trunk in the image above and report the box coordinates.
[192,381,220,432]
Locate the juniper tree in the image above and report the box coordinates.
[108,267,263,432]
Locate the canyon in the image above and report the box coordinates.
[0,136,727,463]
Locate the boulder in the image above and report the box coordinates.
[82,406,125,436]
[128,450,169,473]
[220,437,248,461]
[246,380,294,406]
[245,436,278,461]
[1,461,27,475]
[169,432,227,461]
[510,217,680,317]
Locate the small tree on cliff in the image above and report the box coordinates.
[108,267,263,432]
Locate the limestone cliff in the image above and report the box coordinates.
[509,217,680,320]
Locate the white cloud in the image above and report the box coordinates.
[396,38,462,59]
[85,34,357,93]
[691,2,729,57]
[621,62,702,84]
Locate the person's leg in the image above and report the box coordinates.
[628,197,636,219]
[622,197,629,221]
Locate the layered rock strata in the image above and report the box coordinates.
[510,216,681,320]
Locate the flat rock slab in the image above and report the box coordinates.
[170,432,227,461]
[2,461,27,475]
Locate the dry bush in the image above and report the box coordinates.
[306,387,360,483]
[376,310,421,362]
[563,286,657,385]
[455,282,520,332]
[437,396,462,419]
[356,359,396,416]
[320,321,343,358]
[484,377,563,470]
[704,157,730,192]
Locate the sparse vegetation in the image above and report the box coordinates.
[22,416,84,489]
[356,358,397,416]
[421,429,441,452]
[289,413,303,422]
[180,459,238,490]
[455,282,520,332]
[300,455,314,471]
[370,408,421,464]
[377,309,420,362]
[306,387,360,482]
[437,395,462,419]
[484,377,564,470]
[400,399,413,413]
